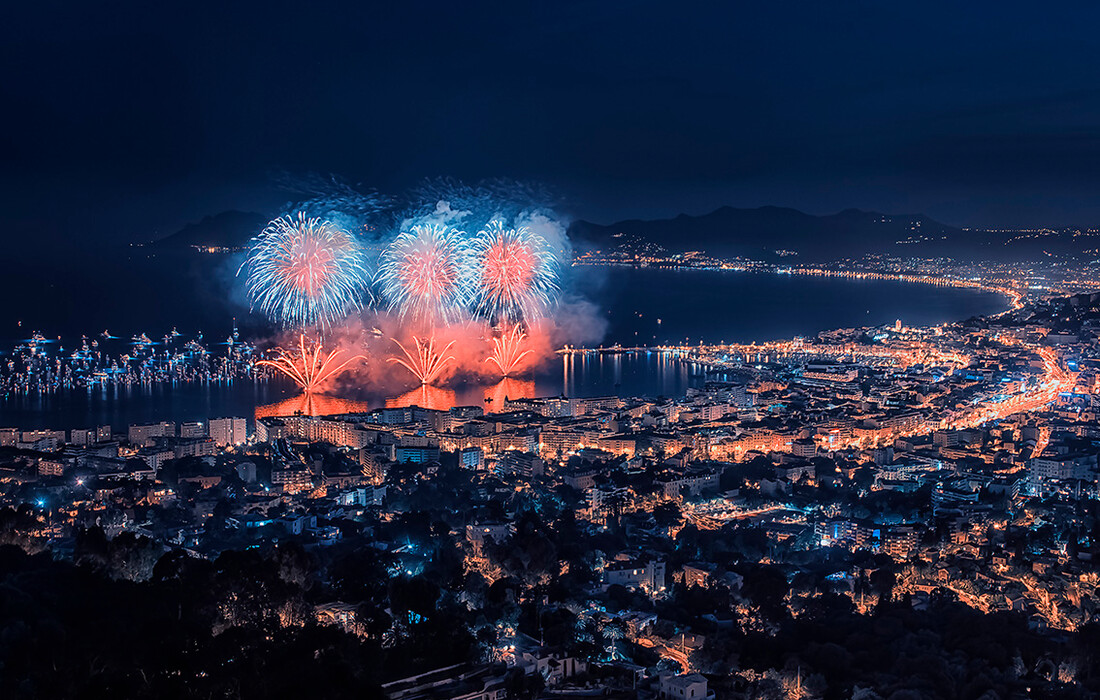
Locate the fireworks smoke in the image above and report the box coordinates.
[404,178,556,226]
[273,171,392,237]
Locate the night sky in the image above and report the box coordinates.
[4,2,1100,247]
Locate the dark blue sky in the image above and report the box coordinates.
[4,2,1100,245]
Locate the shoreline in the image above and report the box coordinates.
[563,263,1021,354]
[0,268,1027,428]
[573,261,1022,316]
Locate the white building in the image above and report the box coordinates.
[466,522,514,548]
[128,422,175,446]
[604,558,666,593]
[659,674,711,700]
[210,417,248,446]
[69,428,95,446]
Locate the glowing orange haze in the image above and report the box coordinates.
[251,308,587,420]
[255,393,372,419]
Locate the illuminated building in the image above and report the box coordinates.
[604,558,666,594]
[209,417,248,446]
[69,428,94,446]
[459,446,484,470]
[128,422,175,447]
[180,421,206,438]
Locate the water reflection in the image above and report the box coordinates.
[483,377,536,408]
[255,392,372,419]
[2,352,714,428]
[385,384,457,411]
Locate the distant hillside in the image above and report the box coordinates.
[159,206,1100,262]
[154,211,268,249]
[568,206,1008,262]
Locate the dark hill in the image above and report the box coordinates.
[154,211,268,249]
[568,206,1005,262]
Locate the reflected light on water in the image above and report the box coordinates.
[483,377,536,408]
[255,393,373,419]
[256,377,539,418]
[239,354,705,422]
[385,384,458,411]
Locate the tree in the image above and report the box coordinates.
[108,531,164,582]
[868,566,896,604]
[741,564,789,619]
[654,501,683,530]
[389,575,440,623]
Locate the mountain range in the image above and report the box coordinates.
[155,206,1099,263]
[154,211,268,249]
[568,206,994,262]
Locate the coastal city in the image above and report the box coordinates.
[1,286,1098,697]
[0,244,1074,398]
[8,4,1100,699]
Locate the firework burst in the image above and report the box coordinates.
[487,325,533,376]
[258,334,365,393]
[242,213,370,330]
[388,336,456,385]
[377,224,471,326]
[471,221,558,323]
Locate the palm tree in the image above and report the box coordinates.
[599,617,628,660]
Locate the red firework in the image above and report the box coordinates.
[486,325,533,376]
[482,237,537,297]
[388,336,456,385]
[258,334,365,393]
[243,213,370,329]
[472,221,557,322]
[377,224,470,325]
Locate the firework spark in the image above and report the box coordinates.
[242,213,370,330]
[471,221,558,323]
[377,224,471,326]
[486,325,533,376]
[388,336,456,385]
[258,334,365,392]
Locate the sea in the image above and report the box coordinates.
[0,254,1007,430]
